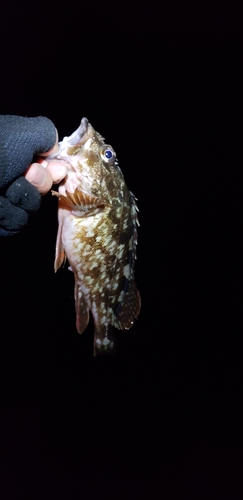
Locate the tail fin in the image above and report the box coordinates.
[93,325,116,357]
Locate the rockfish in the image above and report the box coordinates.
[47,117,140,356]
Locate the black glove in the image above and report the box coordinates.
[0,115,57,236]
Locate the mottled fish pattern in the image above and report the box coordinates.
[47,118,140,355]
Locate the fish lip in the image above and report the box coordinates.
[79,117,89,137]
[63,117,89,147]
[46,117,90,159]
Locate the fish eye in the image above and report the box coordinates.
[100,145,116,163]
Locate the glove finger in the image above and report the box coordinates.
[6,176,41,212]
[0,115,57,189]
[0,196,28,234]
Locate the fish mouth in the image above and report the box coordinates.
[46,117,91,159]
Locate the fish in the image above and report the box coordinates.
[47,117,141,356]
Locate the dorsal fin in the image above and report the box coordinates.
[114,279,141,330]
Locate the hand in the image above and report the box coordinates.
[0,115,67,236]
[25,140,67,196]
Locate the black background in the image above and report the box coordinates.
[1,1,243,498]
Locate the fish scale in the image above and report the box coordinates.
[47,117,140,356]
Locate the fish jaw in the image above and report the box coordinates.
[47,117,92,160]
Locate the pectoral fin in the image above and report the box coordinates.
[52,188,103,212]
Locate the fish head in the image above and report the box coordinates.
[47,118,120,199]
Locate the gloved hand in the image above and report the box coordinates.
[0,115,65,236]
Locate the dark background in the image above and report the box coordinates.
[0,1,243,498]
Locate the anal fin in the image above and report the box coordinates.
[75,286,90,335]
